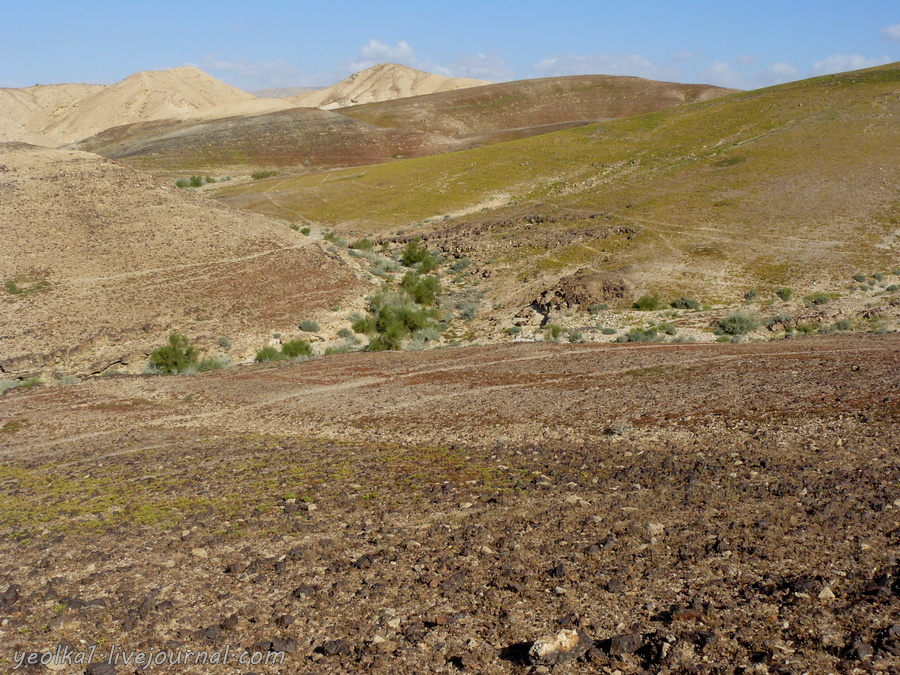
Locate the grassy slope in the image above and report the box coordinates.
[216,65,900,301]
[69,107,465,173]
[73,74,733,177]
[338,74,735,137]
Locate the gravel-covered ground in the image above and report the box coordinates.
[0,334,898,674]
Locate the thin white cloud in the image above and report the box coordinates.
[350,39,418,71]
[737,55,760,65]
[197,53,311,89]
[812,54,892,75]
[450,53,514,81]
[532,53,677,80]
[757,62,800,86]
[348,40,511,81]
[882,23,900,42]
[700,60,744,88]
[671,50,698,63]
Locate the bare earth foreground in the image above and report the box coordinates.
[0,335,898,674]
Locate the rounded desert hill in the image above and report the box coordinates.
[37,66,291,145]
[0,82,105,146]
[0,143,364,377]
[289,63,491,110]
[0,67,291,147]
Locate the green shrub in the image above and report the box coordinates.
[400,271,441,306]
[197,356,228,372]
[189,175,203,188]
[149,333,199,374]
[451,257,472,273]
[255,345,284,362]
[671,297,700,310]
[544,324,564,342]
[834,318,853,331]
[351,313,377,335]
[251,170,279,180]
[588,303,609,314]
[413,325,443,343]
[658,323,678,335]
[671,335,697,343]
[400,239,438,272]
[804,293,831,306]
[300,226,311,236]
[299,319,320,333]
[776,287,793,301]
[5,277,51,295]
[617,327,658,343]
[887,284,900,292]
[455,301,479,320]
[506,326,522,335]
[601,327,617,335]
[19,376,42,389]
[743,289,758,302]
[717,313,759,336]
[567,330,583,343]
[764,314,793,328]
[633,294,665,311]
[323,232,347,247]
[337,327,354,339]
[323,345,352,355]
[796,323,818,334]
[872,273,884,282]
[217,336,232,350]
[175,178,189,188]
[281,339,312,358]
[356,291,441,351]
[852,273,866,283]
[350,238,375,251]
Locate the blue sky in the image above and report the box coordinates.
[2,1,898,91]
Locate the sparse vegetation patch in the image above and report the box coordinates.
[717,313,760,336]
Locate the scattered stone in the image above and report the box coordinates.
[528,629,593,665]
[274,614,294,627]
[292,584,317,599]
[271,638,297,653]
[85,663,116,675]
[608,632,643,657]
[319,639,352,656]
[191,548,208,559]
[606,578,626,593]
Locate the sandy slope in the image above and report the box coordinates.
[0,83,105,145]
[0,67,291,146]
[289,63,490,110]
[0,143,365,376]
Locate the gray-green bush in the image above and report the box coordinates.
[717,313,760,335]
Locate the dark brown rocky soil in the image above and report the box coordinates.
[0,334,898,674]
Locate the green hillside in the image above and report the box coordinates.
[216,64,900,303]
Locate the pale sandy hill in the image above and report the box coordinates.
[288,63,490,110]
[0,143,364,376]
[0,83,104,146]
[35,66,277,144]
